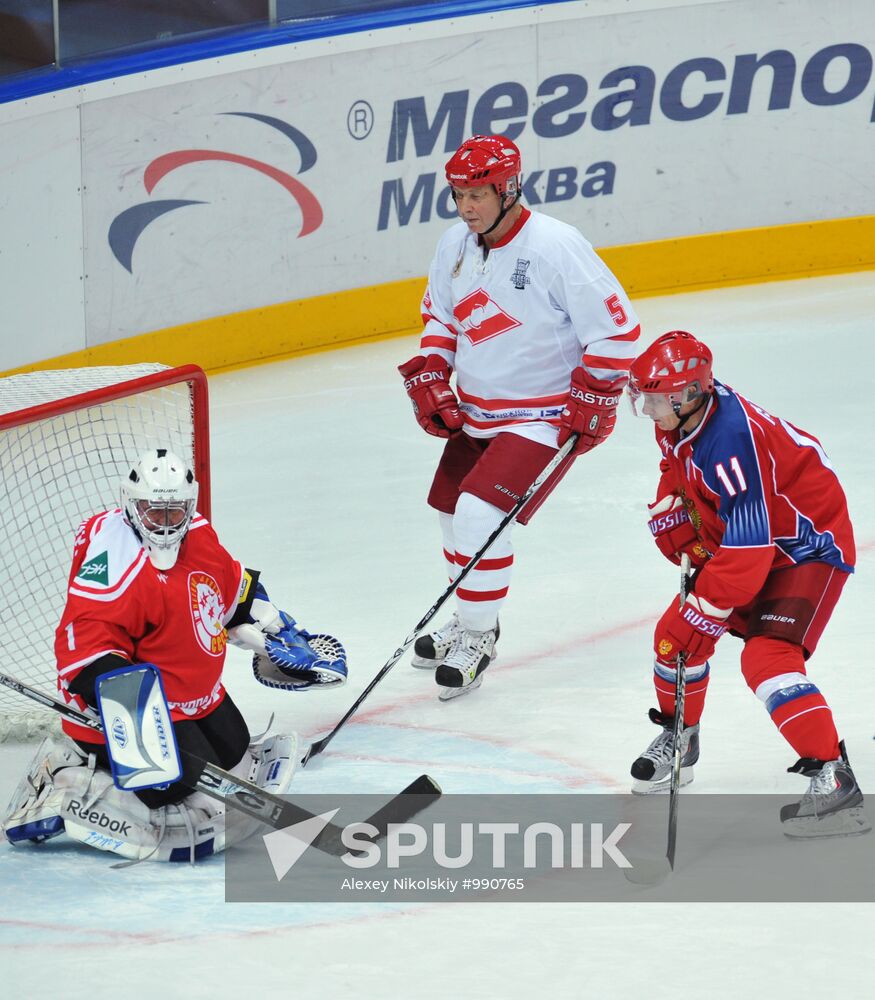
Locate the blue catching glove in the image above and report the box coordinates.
[262,612,348,687]
[227,579,348,692]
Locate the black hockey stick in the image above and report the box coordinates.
[301,432,580,766]
[624,555,693,887]
[666,553,693,869]
[0,672,440,857]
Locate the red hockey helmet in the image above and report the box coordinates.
[445,135,522,201]
[628,331,714,418]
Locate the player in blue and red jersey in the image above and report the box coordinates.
[627,330,868,838]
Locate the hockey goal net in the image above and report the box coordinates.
[0,364,210,741]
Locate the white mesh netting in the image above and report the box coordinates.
[0,364,200,741]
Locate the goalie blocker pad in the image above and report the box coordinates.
[96,664,182,791]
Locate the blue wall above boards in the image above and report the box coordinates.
[0,0,567,105]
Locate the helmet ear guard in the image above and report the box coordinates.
[120,448,198,570]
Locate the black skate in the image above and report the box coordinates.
[412,613,462,669]
[631,708,700,794]
[413,614,498,670]
[435,626,498,701]
[781,741,871,839]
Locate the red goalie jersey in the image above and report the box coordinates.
[55,509,245,744]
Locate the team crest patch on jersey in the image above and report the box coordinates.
[683,496,702,530]
[188,572,227,656]
[658,639,674,657]
[510,258,531,290]
[76,551,109,586]
[454,288,521,346]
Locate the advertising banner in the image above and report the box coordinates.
[2,0,873,365]
[78,0,875,344]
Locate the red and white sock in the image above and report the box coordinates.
[450,492,513,632]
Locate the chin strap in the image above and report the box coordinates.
[675,391,710,433]
[482,192,520,237]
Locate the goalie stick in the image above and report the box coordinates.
[0,672,440,857]
[302,432,580,766]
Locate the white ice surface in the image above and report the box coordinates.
[1,272,873,999]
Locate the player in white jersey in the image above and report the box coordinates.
[398,134,641,699]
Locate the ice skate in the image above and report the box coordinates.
[413,615,499,669]
[435,626,497,700]
[412,613,462,668]
[630,708,700,794]
[781,741,871,839]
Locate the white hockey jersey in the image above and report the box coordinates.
[419,207,641,444]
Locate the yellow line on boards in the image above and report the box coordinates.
[3,215,873,379]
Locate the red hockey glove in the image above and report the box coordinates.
[557,367,624,455]
[654,594,731,668]
[398,354,463,438]
[647,495,709,567]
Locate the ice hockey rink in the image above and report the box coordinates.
[1,270,873,999]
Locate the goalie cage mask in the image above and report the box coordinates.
[120,448,198,570]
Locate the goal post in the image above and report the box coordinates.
[0,363,210,741]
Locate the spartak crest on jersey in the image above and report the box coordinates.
[188,571,227,656]
[453,288,521,346]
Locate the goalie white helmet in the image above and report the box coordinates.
[120,448,198,570]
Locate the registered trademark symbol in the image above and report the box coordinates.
[347,100,374,139]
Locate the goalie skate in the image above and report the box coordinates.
[631,708,700,794]
[781,742,871,839]
[435,626,497,701]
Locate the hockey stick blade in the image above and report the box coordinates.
[310,773,443,856]
[623,855,672,886]
[0,672,441,858]
[300,433,579,766]
[361,773,441,836]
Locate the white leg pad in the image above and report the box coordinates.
[2,732,299,863]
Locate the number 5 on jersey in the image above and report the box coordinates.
[604,293,628,327]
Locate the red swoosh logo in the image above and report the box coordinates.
[144,150,323,237]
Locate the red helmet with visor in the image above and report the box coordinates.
[628,331,714,419]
